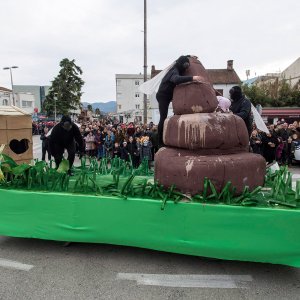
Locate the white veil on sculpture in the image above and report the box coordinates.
[138,62,176,95]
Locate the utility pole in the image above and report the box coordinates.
[3,66,18,106]
[246,70,250,80]
[143,0,148,124]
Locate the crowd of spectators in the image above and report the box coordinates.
[32,121,56,135]
[77,119,158,168]
[33,116,300,168]
[35,117,159,169]
[250,120,300,165]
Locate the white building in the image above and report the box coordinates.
[115,74,150,124]
[0,86,12,106]
[15,92,35,114]
[281,57,300,88]
[0,86,35,114]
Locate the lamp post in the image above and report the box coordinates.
[3,66,18,106]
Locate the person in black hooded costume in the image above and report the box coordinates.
[229,86,252,136]
[49,115,84,175]
[156,55,203,147]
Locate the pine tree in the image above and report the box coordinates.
[44,58,84,116]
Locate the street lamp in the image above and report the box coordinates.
[3,66,18,106]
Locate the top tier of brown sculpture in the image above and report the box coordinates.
[172,57,218,115]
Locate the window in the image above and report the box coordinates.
[118,105,122,110]
[22,101,32,108]
[2,99,8,105]
[216,89,223,96]
[117,92,122,97]
[135,93,140,98]
[135,104,140,109]
[135,80,140,85]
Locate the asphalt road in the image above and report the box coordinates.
[0,135,299,300]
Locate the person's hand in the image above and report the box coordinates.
[193,76,204,82]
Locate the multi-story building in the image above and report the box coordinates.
[115,74,150,124]
[281,57,300,88]
[0,86,35,114]
[13,85,50,113]
[0,86,12,106]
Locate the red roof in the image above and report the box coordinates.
[0,86,12,92]
[207,69,241,84]
[262,108,300,117]
[151,67,241,84]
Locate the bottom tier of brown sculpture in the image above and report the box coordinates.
[155,147,266,195]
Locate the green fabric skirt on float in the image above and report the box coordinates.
[0,188,300,268]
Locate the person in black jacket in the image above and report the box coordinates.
[156,55,203,147]
[229,86,252,136]
[261,132,278,164]
[49,115,84,174]
[126,136,139,167]
[40,127,51,161]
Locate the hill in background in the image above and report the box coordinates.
[81,101,116,113]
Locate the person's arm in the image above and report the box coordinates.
[169,68,193,85]
[235,99,251,120]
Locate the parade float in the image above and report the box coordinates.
[1,59,300,268]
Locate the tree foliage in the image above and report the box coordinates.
[43,58,84,116]
[242,78,300,107]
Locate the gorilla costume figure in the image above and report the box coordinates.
[49,115,84,175]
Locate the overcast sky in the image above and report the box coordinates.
[1,0,299,103]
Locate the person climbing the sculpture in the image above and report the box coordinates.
[155,55,204,147]
[139,55,204,147]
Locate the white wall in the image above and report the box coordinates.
[15,93,35,114]
[116,74,150,123]
[0,90,12,106]
[281,57,300,87]
[213,83,235,99]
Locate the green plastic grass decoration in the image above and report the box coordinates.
[0,152,299,210]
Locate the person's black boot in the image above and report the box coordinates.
[67,169,74,176]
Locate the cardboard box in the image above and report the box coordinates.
[0,106,33,164]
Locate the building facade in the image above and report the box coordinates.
[115,74,150,124]
[0,86,35,114]
[281,57,300,88]
[0,86,12,106]
[13,85,50,113]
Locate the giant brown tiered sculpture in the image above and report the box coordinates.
[155,57,266,195]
